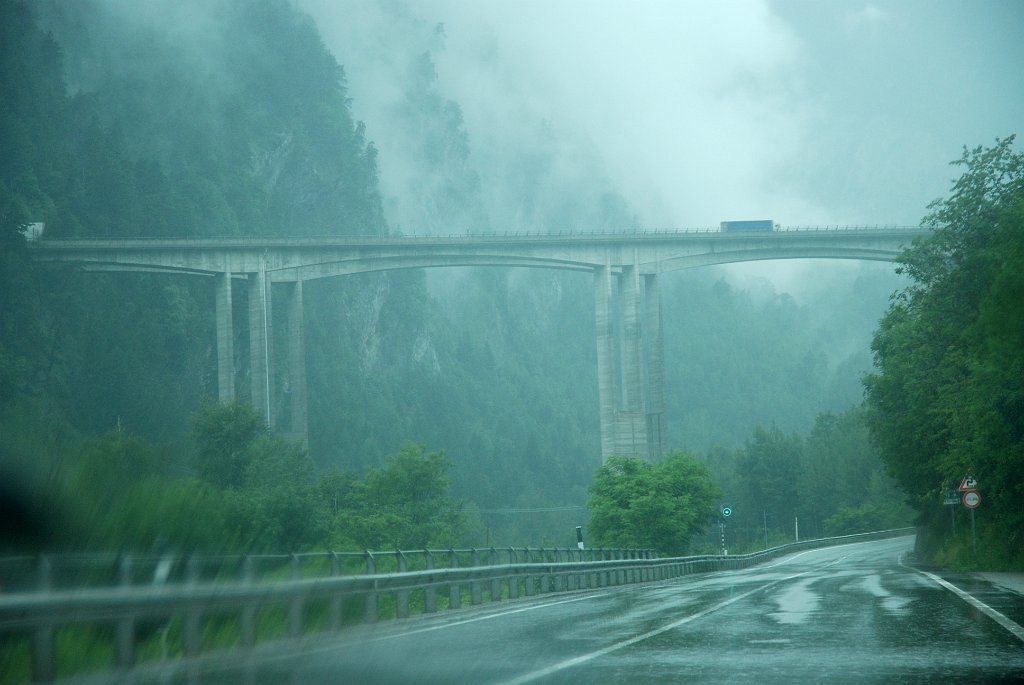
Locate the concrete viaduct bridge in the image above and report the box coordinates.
[30,226,928,460]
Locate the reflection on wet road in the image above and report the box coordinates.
[177,536,1024,684]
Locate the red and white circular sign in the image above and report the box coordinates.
[962,490,981,508]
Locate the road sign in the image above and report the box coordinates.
[943,490,961,505]
[962,490,981,508]
[721,506,732,517]
[959,475,978,491]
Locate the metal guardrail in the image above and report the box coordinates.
[0,529,914,682]
[0,547,655,594]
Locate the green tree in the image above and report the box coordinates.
[864,136,1024,568]
[798,409,911,539]
[738,425,802,538]
[190,401,266,489]
[224,434,326,551]
[325,443,469,550]
[586,452,721,555]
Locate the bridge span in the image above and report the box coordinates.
[30,226,927,459]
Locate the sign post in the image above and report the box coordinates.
[943,489,960,534]
[961,488,981,555]
[719,505,731,555]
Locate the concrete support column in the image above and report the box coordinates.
[619,263,644,414]
[248,264,274,428]
[594,264,617,460]
[281,280,308,444]
[214,270,235,402]
[615,255,648,459]
[644,272,664,458]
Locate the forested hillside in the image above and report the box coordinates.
[865,137,1024,570]
[2,0,911,554]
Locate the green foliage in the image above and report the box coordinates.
[739,425,802,534]
[51,431,230,551]
[587,452,720,555]
[864,136,1024,569]
[824,503,908,537]
[223,435,326,551]
[190,401,267,489]
[698,408,911,548]
[324,443,468,550]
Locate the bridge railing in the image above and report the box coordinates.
[27,224,924,247]
[0,529,913,682]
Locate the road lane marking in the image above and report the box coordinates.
[494,560,843,685]
[125,592,621,681]
[271,544,855,657]
[902,556,1024,643]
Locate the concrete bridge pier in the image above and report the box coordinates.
[594,264,618,460]
[214,264,307,442]
[248,264,274,429]
[280,280,308,443]
[214,270,235,402]
[594,263,665,461]
[644,272,664,458]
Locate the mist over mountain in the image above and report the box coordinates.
[4,0,1013,553]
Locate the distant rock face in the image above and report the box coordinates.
[349,274,388,372]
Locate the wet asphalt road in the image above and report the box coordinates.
[165,535,1024,684]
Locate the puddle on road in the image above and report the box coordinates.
[768,579,820,624]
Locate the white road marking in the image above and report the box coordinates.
[495,559,844,685]
[902,556,1024,643]
[254,591,613,663]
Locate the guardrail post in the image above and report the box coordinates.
[489,548,502,602]
[240,555,257,645]
[115,555,135,668]
[32,554,54,683]
[365,553,378,622]
[470,549,483,605]
[396,552,410,618]
[184,556,202,658]
[424,550,437,613]
[288,554,303,637]
[329,552,344,630]
[523,548,535,596]
[508,548,519,600]
[448,550,461,610]
[538,549,551,593]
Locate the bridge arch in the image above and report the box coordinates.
[29,227,927,454]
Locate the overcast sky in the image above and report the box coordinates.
[302,0,1022,297]
[307,0,1022,229]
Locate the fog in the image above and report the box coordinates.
[303,0,1022,297]
[305,0,1021,223]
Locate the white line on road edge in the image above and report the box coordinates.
[494,561,842,685]
[902,556,1024,643]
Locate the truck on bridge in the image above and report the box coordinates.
[720,219,775,232]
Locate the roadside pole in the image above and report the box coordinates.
[958,475,981,555]
[719,505,732,555]
[943,489,959,535]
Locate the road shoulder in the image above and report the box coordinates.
[972,572,1024,597]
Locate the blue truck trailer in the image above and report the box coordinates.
[720,219,775,232]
